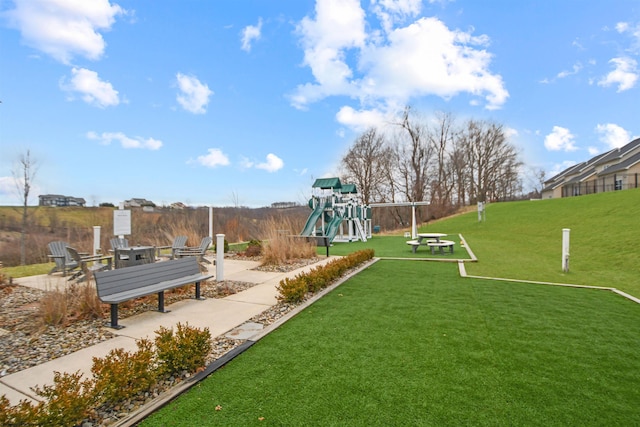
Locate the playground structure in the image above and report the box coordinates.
[300,178,372,243]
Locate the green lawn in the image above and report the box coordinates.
[329,189,640,297]
[142,261,640,426]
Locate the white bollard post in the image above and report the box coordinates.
[562,228,570,273]
[209,206,213,240]
[93,226,101,255]
[216,233,225,282]
[411,204,417,239]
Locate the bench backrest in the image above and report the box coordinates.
[173,235,188,249]
[66,246,83,263]
[94,257,202,299]
[197,236,212,252]
[110,237,129,250]
[48,241,72,266]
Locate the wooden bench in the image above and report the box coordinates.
[427,239,455,255]
[94,257,213,329]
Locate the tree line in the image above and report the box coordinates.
[340,107,528,221]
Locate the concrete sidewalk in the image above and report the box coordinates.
[0,256,336,405]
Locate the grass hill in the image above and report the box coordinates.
[431,188,640,296]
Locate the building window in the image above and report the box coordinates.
[615,179,622,190]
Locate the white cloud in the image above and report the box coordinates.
[292,5,508,111]
[360,18,507,109]
[556,63,583,79]
[292,0,367,107]
[598,57,638,92]
[195,148,230,168]
[371,0,422,33]
[241,18,262,52]
[239,156,254,169]
[588,146,600,156]
[0,176,14,196]
[595,123,631,148]
[335,105,391,131]
[256,153,284,172]
[544,126,578,152]
[87,131,162,150]
[616,21,640,53]
[503,127,519,139]
[4,0,125,64]
[61,67,120,108]
[549,160,577,178]
[176,73,213,114]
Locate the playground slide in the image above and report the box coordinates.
[324,211,344,242]
[300,199,327,236]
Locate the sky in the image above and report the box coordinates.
[1,0,639,208]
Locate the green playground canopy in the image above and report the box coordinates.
[312,177,342,189]
[340,183,357,194]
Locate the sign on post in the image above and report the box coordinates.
[113,210,131,237]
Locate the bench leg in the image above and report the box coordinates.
[157,291,171,313]
[109,304,124,329]
[195,281,205,300]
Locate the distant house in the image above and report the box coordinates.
[169,202,187,210]
[542,137,640,199]
[123,198,156,208]
[39,194,86,207]
[271,201,298,209]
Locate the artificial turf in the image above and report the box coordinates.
[141,261,640,426]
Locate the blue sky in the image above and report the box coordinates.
[1,0,639,207]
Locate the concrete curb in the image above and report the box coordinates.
[458,261,640,305]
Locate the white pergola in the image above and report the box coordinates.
[369,201,430,238]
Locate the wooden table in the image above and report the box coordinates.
[114,246,156,268]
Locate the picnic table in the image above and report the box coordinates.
[406,233,454,254]
[417,233,447,243]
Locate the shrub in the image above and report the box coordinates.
[0,395,38,426]
[70,282,104,320]
[39,289,68,326]
[155,322,212,375]
[31,371,95,427]
[244,239,263,256]
[277,249,374,303]
[260,216,316,266]
[91,339,157,405]
[276,277,310,303]
[214,239,229,253]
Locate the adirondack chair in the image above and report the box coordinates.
[156,235,188,260]
[110,237,130,262]
[66,247,113,282]
[110,237,129,250]
[175,236,213,264]
[47,241,79,276]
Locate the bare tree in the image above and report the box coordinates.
[12,150,38,265]
[340,127,393,205]
[393,106,433,203]
[427,111,456,216]
[458,119,521,203]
